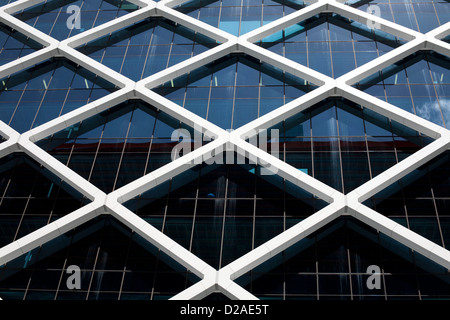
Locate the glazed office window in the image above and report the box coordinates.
[153,54,313,130]
[124,163,328,269]
[37,100,204,193]
[364,150,450,249]
[356,51,450,129]
[0,58,117,133]
[236,217,450,300]
[0,154,88,249]
[0,217,199,300]
[0,0,16,6]
[266,98,433,193]
[0,23,43,66]
[175,0,307,37]
[349,0,450,34]
[14,0,139,41]
[77,17,218,81]
[257,13,405,78]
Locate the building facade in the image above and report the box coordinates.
[0,0,449,300]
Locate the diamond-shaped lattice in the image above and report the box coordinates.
[0,0,449,301]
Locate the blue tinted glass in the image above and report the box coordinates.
[0,154,87,247]
[0,58,116,133]
[153,54,312,130]
[14,0,139,41]
[124,163,326,269]
[0,23,42,66]
[176,0,306,36]
[78,18,218,81]
[357,51,450,129]
[259,13,403,79]
[236,217,450,300]
[37,101,201,193]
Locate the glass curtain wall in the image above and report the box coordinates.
[0,0,449,300]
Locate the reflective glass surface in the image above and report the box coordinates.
[349,0,450,34]
[364,150,450,248]
[175,0,307,36]
[0,57,117,133]
[356,51,450,129]
[14,0,139,41]
[37,100,204,193]
[77,17,218,81]
[0,154,88,248]
[153,54,313,130]
[0,23,42,66]
[125,163,328,269]
[236,217,450,300]
[0,0,449,301]
[268,98,432,193]
[0,217,199,300]
[258,13,404,78]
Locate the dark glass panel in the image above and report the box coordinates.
[236,217,450,300]
[365,151,450,246]
[0,22,42,66]
[125,162,327,269]
[352,0,447,34]
[0,154,87,247]
[267,98,431,193]
[0,217,199,300]
[78,17,217,81]
[175,0,306,37]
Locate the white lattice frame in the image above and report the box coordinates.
[0,0,448,300]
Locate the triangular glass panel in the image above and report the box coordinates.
[153,53,314,130]
[263,97,434,193]
[0,153,89,248]
[174,0,307,37]
[0,22,43,66]
[363,150,450,249]
[257,12,406,78]
[347,0,449,34]
[76,17,218,81]
[0,57,117,133]
[13,0,140,41]
[124,159,328,270]
[355,51,450,129]
[235,217,450,300]
[0,216,200,300]
[37,99,206,193]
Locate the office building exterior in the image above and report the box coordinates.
[0,0,449,300]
